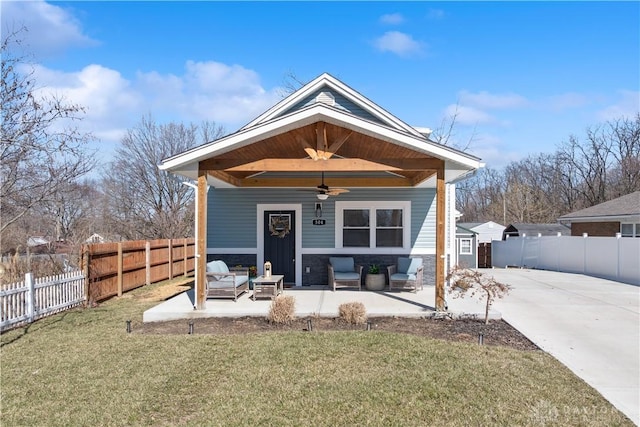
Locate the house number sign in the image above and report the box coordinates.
[312,219,326,225]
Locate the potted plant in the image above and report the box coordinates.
[365,264,386,291]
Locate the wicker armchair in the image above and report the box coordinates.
[387,257,423,293]
[328,257,363,291]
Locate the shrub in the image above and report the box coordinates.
[267,295,296,324]
[338,302,367,325]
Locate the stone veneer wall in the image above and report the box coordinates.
[204,254,436,287]
[302,254,435,287]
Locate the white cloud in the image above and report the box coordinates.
[545,92,590,112]
[31,64,142,149]
[459,90,529,110]
[1,0,97,58]
[596,90,640,121]
[380,13,405,25]
[30,61,282,153]
[373,31,424,57]
[444,104,496,126]
[138,60,281,125]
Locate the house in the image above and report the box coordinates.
[457,221,505,243]
[558,191,640,237]
[502,223,571,240]
[159,73,483,311]
[454,225,478,268]
[457,221,505,268]
[27,236,51,254]
[85,233,106,244]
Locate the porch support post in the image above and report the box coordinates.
[435,165,446,312]
[195,169,208,310]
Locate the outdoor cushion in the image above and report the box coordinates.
[390,273,417,282]
[206,260,230,280]
[208,275,249,289]
[206,260,221,273]
[397,257,422,274]
[329,257,355,273]
[334,272,360,281]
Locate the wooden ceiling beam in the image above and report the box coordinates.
[239,177,413,188]
[224,158,444,172]
[410,170,437,186]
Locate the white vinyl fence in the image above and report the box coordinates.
[1,270,86,331]
[492,235,640,286]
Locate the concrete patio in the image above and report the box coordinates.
[142,284,500,323]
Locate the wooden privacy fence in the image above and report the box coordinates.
[82,238,195,302]
[1,270,85,331]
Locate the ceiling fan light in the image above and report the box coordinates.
[317,193,329,200]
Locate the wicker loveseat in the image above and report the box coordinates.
[206,260,249,301]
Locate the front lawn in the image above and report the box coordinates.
[0,279,632,426]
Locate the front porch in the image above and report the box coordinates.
[142,285,500,323]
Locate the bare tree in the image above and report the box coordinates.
[0,28,96,247]
[457,115,639,224]
[447,265,511,324]
[102,115,225,239]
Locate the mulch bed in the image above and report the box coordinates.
[135,316,539,351]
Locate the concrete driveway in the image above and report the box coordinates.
[487,268,639,425]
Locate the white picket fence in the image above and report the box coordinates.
[0,270,86,331]
[492,235,640,286]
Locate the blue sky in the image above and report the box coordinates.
[3,1,639,168]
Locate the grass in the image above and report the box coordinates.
[1,279,633,426]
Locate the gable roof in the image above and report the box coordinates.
[558,191,640,221]
[160,73,482,189]
[456,225,478,235]
[503,223,570,238]
[241,73,425,138]
[458,221,505,230]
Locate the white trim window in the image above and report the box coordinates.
[336,201,411,250]
[459,238,473,255]
[620,223,640,237]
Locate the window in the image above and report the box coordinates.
[620,223,640,237]
[459,238,472,255]
[337,201,410,249]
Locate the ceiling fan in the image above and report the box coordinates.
[313,172,349,200]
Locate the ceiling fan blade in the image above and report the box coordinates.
[326,188,349,196]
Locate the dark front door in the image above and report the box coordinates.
[264,211,295,284]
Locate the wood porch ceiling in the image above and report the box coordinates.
[198,121,443,188]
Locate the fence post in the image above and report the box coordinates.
[117,242,123,297]
[26,272,35,323]
[168,239,174,280]
[616,232,621,281]
[82,245,91,306]
[582,233,588,274]
[145,241,151,286]
[184,240,188,277]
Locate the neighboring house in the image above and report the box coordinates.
[558,191,640,237]
[457,221,505,243]
[454,225,478,268]
[457,221,505,268]
[86,233,106,244]
[503,223,571,240]
[160,73,483,311]
[27,236,51,254]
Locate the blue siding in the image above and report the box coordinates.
[281,88,385,125]
[207,188,436,249]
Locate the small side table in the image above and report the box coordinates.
[252,275,284,301]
